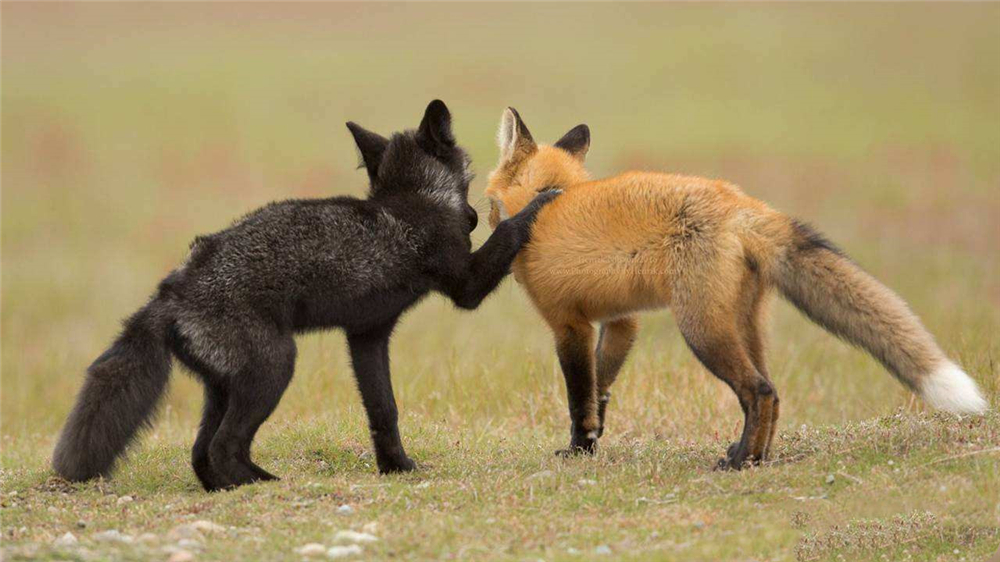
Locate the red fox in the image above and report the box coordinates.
[484,108,988,469]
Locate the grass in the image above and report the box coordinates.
[2,3,999,561]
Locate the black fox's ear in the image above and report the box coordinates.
[497,107,536,162]
[418,99,455,151]
[346,122,389,183]
[554,124,590,161]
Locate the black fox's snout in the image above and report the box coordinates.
[465,205,478,232]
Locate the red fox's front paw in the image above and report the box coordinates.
[554,433,598,457]
[714,442,759,471]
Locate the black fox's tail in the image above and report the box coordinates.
[53,301,172,481]
[758,218,987,415]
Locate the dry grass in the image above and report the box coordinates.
[2,4,999,561]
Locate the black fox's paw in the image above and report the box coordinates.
[531,188,562,206]
[377,455,417,474]
[520,189,562,221]
[248,462,280,481]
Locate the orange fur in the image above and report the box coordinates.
[485,108,986,466]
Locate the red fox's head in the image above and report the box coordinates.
[485,108,591,229]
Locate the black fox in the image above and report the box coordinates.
[53,100,558,491]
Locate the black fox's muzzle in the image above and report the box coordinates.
[465,205,478,232]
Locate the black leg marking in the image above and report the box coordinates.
[554,324,598,456]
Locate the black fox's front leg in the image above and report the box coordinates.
[445,190,560,309]
[347,323,415,474]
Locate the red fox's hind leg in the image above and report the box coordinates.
[595,316,639,438]
[675,304,777,470]
[739,278,780,460]
[553,320,600,456]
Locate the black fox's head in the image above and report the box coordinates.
[347,100,478,231]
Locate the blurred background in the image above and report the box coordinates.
[3,3,998,449]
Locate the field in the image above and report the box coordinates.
[2,4,999,561]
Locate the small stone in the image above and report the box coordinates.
[93,530,132,543]
[953,550,960,555]
[177,538,202,550]
[167,524,204,542]
[53,532,78,547]
[137,533,159,543]
[326,545,363,559]
[415,482,430,489]
[825,474,835,484]
[577,479,597,486]
[333,530,378,544]
[336,504,354,515]
[594,545,612,555]
[361,522,378,534]
[887,460,895,466]
[294,543,327,557]
[190,520,225,534]
[116,495,134,505]
[168,550,195,562]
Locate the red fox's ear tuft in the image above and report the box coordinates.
[498,107,537,162]
[554,124,590,161]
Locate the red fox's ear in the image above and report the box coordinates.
[554,124,590,161]
[497,107,536,162]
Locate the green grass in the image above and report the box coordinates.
[2,4,999,561]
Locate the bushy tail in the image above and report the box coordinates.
[53,301,172,481]
[765,219,987,415]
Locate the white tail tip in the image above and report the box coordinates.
[921,362,988,415]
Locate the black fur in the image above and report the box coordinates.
[52,100,559,491]
[508,107,534,143]
[791,218,842,256]
[553,124,590,157]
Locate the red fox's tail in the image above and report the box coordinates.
[762,219,987,415]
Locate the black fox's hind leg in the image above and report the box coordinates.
[170,326,234,491]
[209,334,295,489]
[595,316,638,438]
[553,321,599,456]
[347,323,415,474]
[192,382,229,491]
